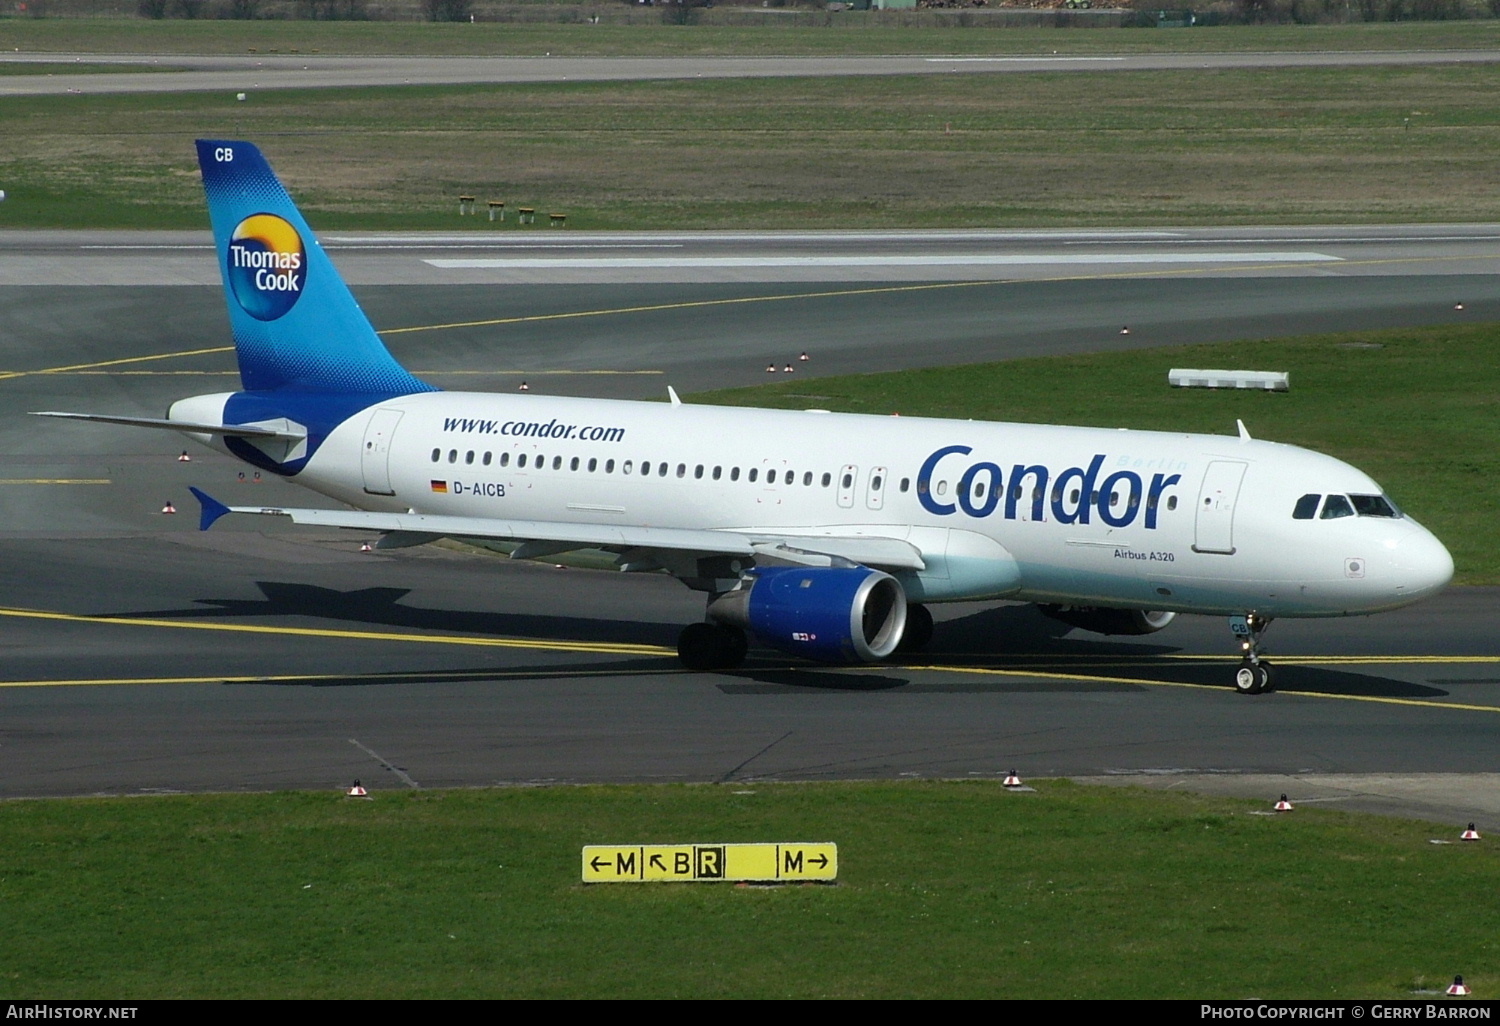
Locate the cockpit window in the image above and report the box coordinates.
[1350,493,1401,518]
[1292,494,1321,520]
[1320,494,1355,520]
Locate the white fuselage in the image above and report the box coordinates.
[178,390,1455,618]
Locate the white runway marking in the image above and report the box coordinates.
[426,252,1342,270]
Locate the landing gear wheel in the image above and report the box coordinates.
[1234,662,1265,695]
[677,622,747,671]
[1227,613,1274,695]
[897,603,934,653]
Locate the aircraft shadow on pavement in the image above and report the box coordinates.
[113,580,685,649]
[110,581,1448,699]
[225,659,681,689]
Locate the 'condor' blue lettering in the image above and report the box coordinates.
[919,446,1180,530]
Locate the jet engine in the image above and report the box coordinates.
[1037,605,1177,636]
[709,565,907,663]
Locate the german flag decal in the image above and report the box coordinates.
[430,480,448,493]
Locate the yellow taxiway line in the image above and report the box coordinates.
[0,600,1497,716]
[0,605,671,658]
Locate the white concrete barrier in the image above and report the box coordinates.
[1168,369,1289,391]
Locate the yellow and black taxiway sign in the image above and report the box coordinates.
[582,843,837,883]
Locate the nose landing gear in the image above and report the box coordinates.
[1230,613,1275,694]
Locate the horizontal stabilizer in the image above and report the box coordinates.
[30,411,305,441]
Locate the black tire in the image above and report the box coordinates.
[1234,662,1263,695]
[1258,661,1275,693]
[677,622,747,671]
[897,603,934,653]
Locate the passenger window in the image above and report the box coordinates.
[623,460,633,475]
[713,466,722,481]
[465,451,474,465]
[570,457,579,471]
[731,468,740,482]
[822,473,832,487]
[483,452,493,466]
[1293,494,1321,520]
[804,472,813,486]
[1321,494,1355,520]
[605,459,615,473]
[841,473,853,489]
[536,454,544,467]
[936,481,947,496]
[430,448,440,463]
[1350,494,1399,517]
[448,449,458,464]
[518,454,528,468]
[695,465,704,479]
[971,480,983,498]
[552,456,562,470]
[900,478,909,493]
[749,468,759,483]
[658,463,668,477]
[1166,496,1177,511]
[588,458,597,472]
[1070,489,1080,504]
[500,452,510,467]
[677,464,686,479]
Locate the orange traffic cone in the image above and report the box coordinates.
[1274,794,1294,812]
[161,500,176,515]
[177,450,191,463]
[1003,770,1023,788]
[1461,823,1481,841]
[1448,976,1471,996]
[346,781,369,798]
[360,541,373,554]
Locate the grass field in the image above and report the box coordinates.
[3,17,1500,57]
[695,321,1500,584]
[4,62,1500,229]
[2,780,1496,998]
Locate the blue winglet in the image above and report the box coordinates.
[189,487,232,532]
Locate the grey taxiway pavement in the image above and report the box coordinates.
[4,49,1500,97]
[1,226,1498,826]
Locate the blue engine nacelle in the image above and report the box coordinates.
[708,565,908,663]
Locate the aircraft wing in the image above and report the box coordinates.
[189,490,925,570]
[31,411,305,441]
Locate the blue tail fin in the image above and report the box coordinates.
[196,140,435,397]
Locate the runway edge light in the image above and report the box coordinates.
[582,843,837,884]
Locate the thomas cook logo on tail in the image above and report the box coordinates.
[227,213,306,321]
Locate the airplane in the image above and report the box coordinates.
[34,140,1455,694]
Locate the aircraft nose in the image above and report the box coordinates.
[1388,525,1454,600]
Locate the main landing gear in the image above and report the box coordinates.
[677,621,748,672]
[896,603,933,654]
[1230,613,1275,695]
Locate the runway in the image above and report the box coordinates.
[4,49,1500,97]
[1,226,1498,826]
